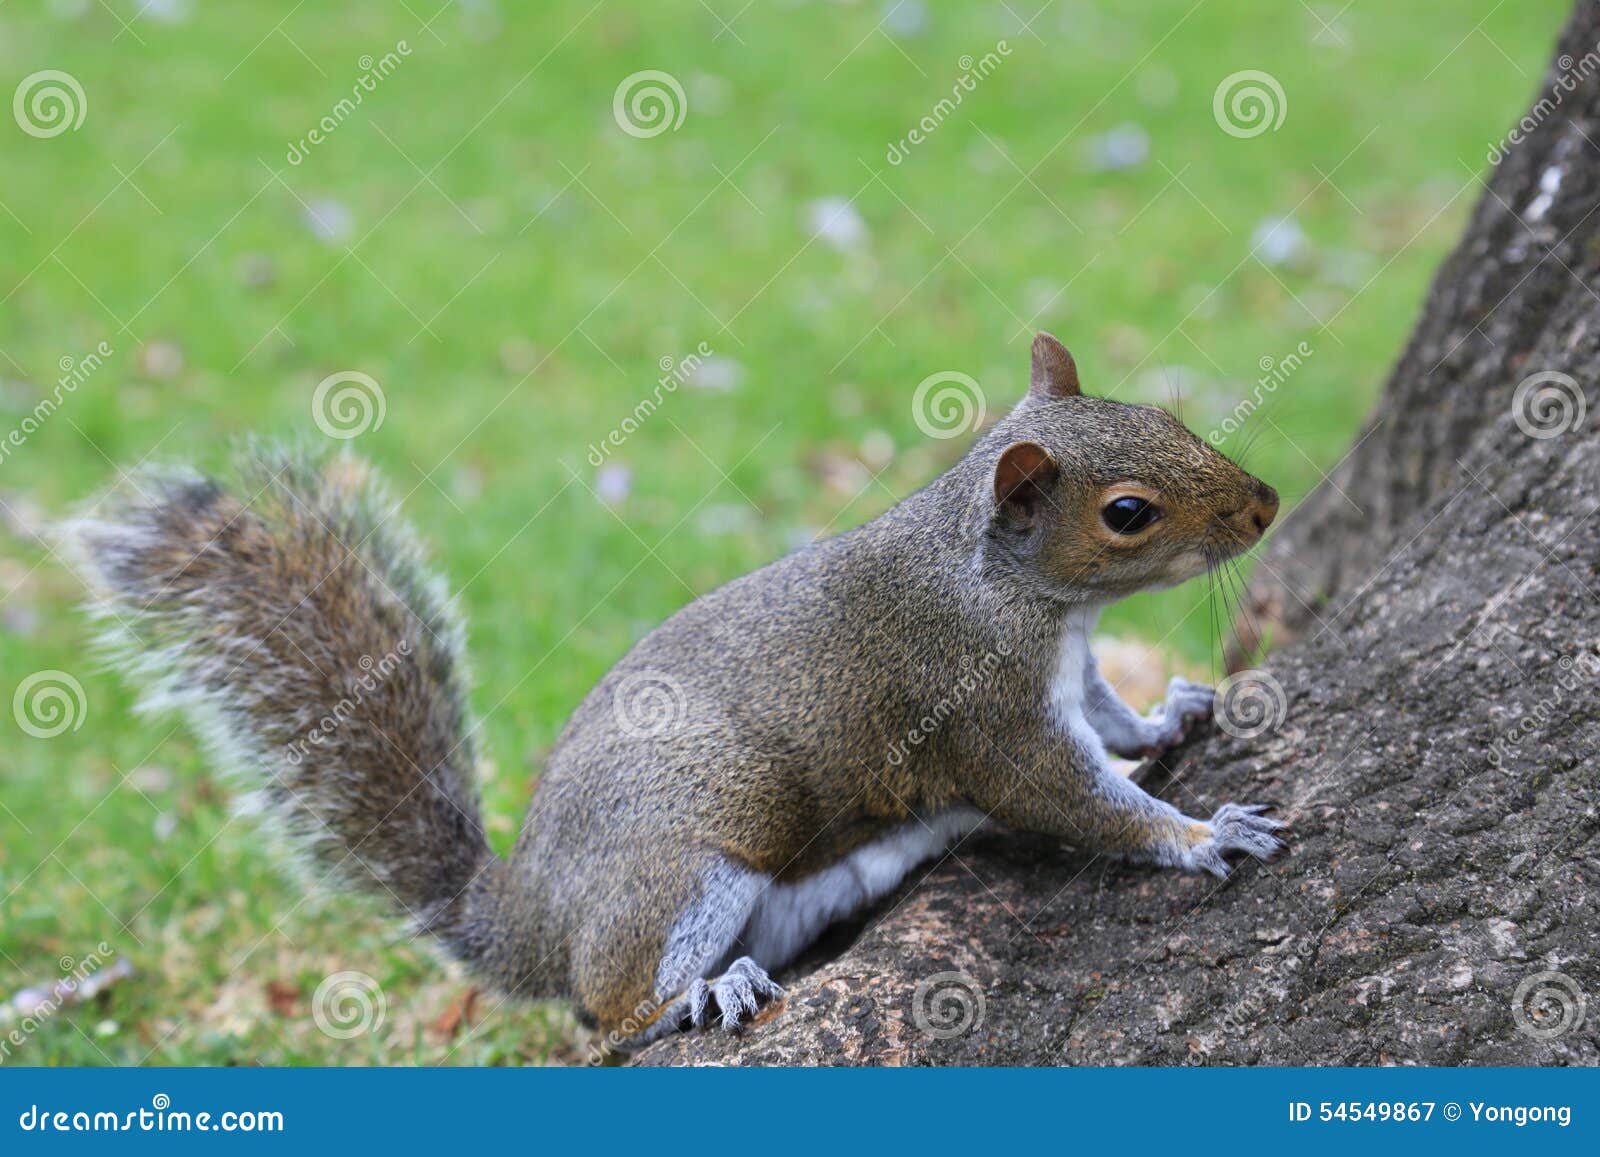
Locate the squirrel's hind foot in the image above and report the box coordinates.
[684,956,784,1032]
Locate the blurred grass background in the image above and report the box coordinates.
[0,0,1569,1064]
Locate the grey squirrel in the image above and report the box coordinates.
[67,333,1283,1052]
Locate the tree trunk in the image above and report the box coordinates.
[635,3,1600,1067]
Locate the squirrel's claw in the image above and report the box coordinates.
[685,977,713,1028]
[1187,802,1286,877]
[682,957,783,1033]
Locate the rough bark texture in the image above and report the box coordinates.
[636,4,1600,1067]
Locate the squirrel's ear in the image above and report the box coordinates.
[1029,332,1080,400]
[993,441,1059,527]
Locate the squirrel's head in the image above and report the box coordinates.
[979,332,1278,601]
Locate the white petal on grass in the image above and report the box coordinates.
[1084,124,1149,172]
[595,463,632,506]
[697,504,758,537]
[138,0,194,24]
[686,355,744,392]
[859,429,895,470]
[806,197,869,252]
[4,958,135,1024]
[1251,215,1309,267]
[136,340,184,381]
[303,198,355,244]
[881,0,929,38]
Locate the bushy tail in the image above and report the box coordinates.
[66,444,536,992]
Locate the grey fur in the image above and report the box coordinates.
[655,858,764,1000]
[70,335,1285,1047]
[64,447,547,997]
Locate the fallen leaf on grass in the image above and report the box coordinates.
[430,986,480,1041]
[264,979,299,1017]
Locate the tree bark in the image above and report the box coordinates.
[636,2,1600,1067]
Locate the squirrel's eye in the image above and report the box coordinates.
[1101,496,1160,535]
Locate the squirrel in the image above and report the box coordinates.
[66,333,1284,1053]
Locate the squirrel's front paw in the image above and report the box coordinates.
[1134,677,1216,757]
[1185,803,1284,877]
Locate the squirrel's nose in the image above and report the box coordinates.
[1249,483,1279,535]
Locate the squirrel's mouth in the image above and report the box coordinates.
[1196,528,1261,581]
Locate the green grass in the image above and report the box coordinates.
[0,0,1568,1064]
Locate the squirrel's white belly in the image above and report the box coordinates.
[1048,607,1109,761]
[739,807,986,971]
